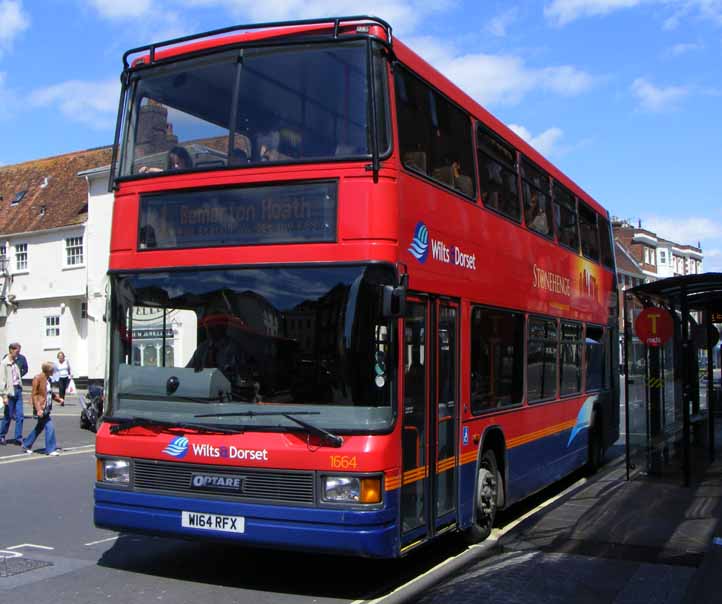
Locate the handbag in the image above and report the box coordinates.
[67,378,77,395]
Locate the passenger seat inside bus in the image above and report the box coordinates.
[432,165,475,197]
[278,128,302,159]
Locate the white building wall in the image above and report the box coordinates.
[4,298,84,377]
[0,167,117,382]
[85,169,115,382]
[2,226,87,377]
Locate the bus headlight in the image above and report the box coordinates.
[98,459,130,484]
[322,476,382,504]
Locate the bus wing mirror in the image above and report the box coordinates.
[382,275,408,318]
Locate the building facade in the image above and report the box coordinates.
[614,219,703,282]
[0,147,112,383]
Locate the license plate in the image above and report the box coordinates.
[181,511,245,534]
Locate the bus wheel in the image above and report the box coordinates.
[464,449,500,544]
[586,418,605,474]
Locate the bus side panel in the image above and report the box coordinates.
[506,428,588,502]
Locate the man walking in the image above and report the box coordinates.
[15,343,28,379]
[0,343,24,445]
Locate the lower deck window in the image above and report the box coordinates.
[470,307,524,413]
[527,317,558,402]
[560,321,582,395]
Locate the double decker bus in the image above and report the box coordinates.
[95,16,619,558]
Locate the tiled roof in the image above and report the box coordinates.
[615,241,645,276]
[0,146,112,236]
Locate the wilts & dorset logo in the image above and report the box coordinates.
[408,221,429,263]
[408,221,476,270]
[162,436,189,458]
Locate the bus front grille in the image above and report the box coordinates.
[132,459,315,505]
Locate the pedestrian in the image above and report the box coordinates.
[53,351,72,405]
[15,343,28,379]
[0,342,24,446]
[23,362,63,456]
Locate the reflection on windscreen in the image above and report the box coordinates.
[111,266,394,416]
[122,41,389,176]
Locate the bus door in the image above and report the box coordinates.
[434,301,459,530]
[400,298,459,548]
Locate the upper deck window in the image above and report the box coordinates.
[477,127,520,222]
[521,157,552,238]
[395,67,475,198]
[578,201,600,261]
[119,41,390,177]
[598,215,614,269]
[553,182,579,252]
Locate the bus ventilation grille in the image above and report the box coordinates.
[132,459,315,504]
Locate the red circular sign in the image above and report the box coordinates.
[635,307,674,347]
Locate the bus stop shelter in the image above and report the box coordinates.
[624,273,722,486]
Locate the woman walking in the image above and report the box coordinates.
[23,362,63,456]
[53,351,72,404]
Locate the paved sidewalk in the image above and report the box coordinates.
[418,458,722,604]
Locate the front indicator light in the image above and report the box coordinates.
[101,459,130,484]
[360,477,382,504]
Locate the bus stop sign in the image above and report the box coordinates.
[635,307,674,347]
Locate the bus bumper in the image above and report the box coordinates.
[94,486,400,558]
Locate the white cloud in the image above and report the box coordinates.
[545,0,643,26]
[30,79,120,130]
[179,0,451,35]
[406,38,595,106]
[667,41,703,55]
[0,0,30,56]
[644,216,722,244]
[86,0,152,19]
[664,1,722,30]
[508,124,565,155]
[546,0,722,28]
[487,8,518,37]
[631,77,688,111]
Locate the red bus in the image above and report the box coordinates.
[95,16,619,558]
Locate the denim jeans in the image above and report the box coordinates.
[0,385,24,442]
[22,415,57,454]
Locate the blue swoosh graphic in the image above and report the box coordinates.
[163,436,189,458]
[408,222,429,263]
[567,395,597,448]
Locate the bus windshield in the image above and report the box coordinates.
[119,40,389,177]
[108,265,395,432]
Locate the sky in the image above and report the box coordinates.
[1,0,721,268]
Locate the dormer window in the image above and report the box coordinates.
[12,190,27,205]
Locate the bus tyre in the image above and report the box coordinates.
[586,418,605,474]
[464,449,500,544]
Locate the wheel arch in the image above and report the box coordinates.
[477,424,507,509]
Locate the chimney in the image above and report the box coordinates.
[638,219,641,228]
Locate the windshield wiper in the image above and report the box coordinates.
[107,416,245,435]
[281,413,344,448]
[194,411,343,448]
